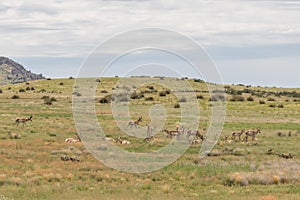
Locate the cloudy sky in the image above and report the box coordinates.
[0,0,299,87]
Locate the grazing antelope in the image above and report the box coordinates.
[163,129,179,138]
[231,130,245,141]
[128,116,142,128]
[245,128,261,141]
[15,116,32,126]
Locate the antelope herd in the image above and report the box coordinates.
[231,128,261,142]
[12,115,262,147]
[12,115,261,146]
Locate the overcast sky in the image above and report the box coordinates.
[0,0,299,87]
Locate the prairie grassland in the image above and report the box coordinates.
[0,77,299,200]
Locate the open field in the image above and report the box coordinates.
[0,77,299,200]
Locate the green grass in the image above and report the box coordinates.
[0,78,299,199]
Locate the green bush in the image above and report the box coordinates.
[19,88,25,92]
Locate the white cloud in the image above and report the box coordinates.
[0,0,299,57]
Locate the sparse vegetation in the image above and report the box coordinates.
[0,77,299,200]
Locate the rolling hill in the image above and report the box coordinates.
[0,56,44,85]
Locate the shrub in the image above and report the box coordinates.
[72,92,81,97]
[99,95,112,104]
[44,98,52,105]
[247,96,254,101]
[40,89,46,93]
[0,89,2,93]
[210,94,226,102]
[69,77,73,79]
[267,97,275,102]
[19,88,25,92]
[145,97,154,101]
[196,95,204,99]
[7,87,11,90]
[194,79,204,83]
[101,90,108,93]
[50,97,57,102]
[269,104,276,108]
[59,82,64,85]
[112,93,128,102]
[230,95,245,102]
[278,104,284,108]
[174,103,180,108]
[130,92,144,99]
[259,100,265,104]
[95,79,101,82]
[41,96,50,99]
[12,95,20,99]
[43,96,57,105]
[47,78,51,80]
[277,132,282,137]
[165,89,171,94]
[179,97,187,103]
[159,91,167,97]
[146,85,155,90]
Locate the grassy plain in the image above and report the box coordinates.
[0,77,299,200]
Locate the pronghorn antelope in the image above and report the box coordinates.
[65,138,80,143]
[186,129,206,141]
[8,132,21,139]
[146,124,154,138]
[163,129,179,138]
[15,116,32,126]
[245,128,261,141]
[231,130,245,141]
[128,116,142,128]
[116,137,131,145]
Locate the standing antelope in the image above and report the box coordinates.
[245,128,261,141]
[15,116,32,126]
[128,116,142,128]
[186,129,206,141]
[163,129,179,138]
[146,124,153,138]
[231,130,245,141]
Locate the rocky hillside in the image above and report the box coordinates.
[0,57,45,85]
